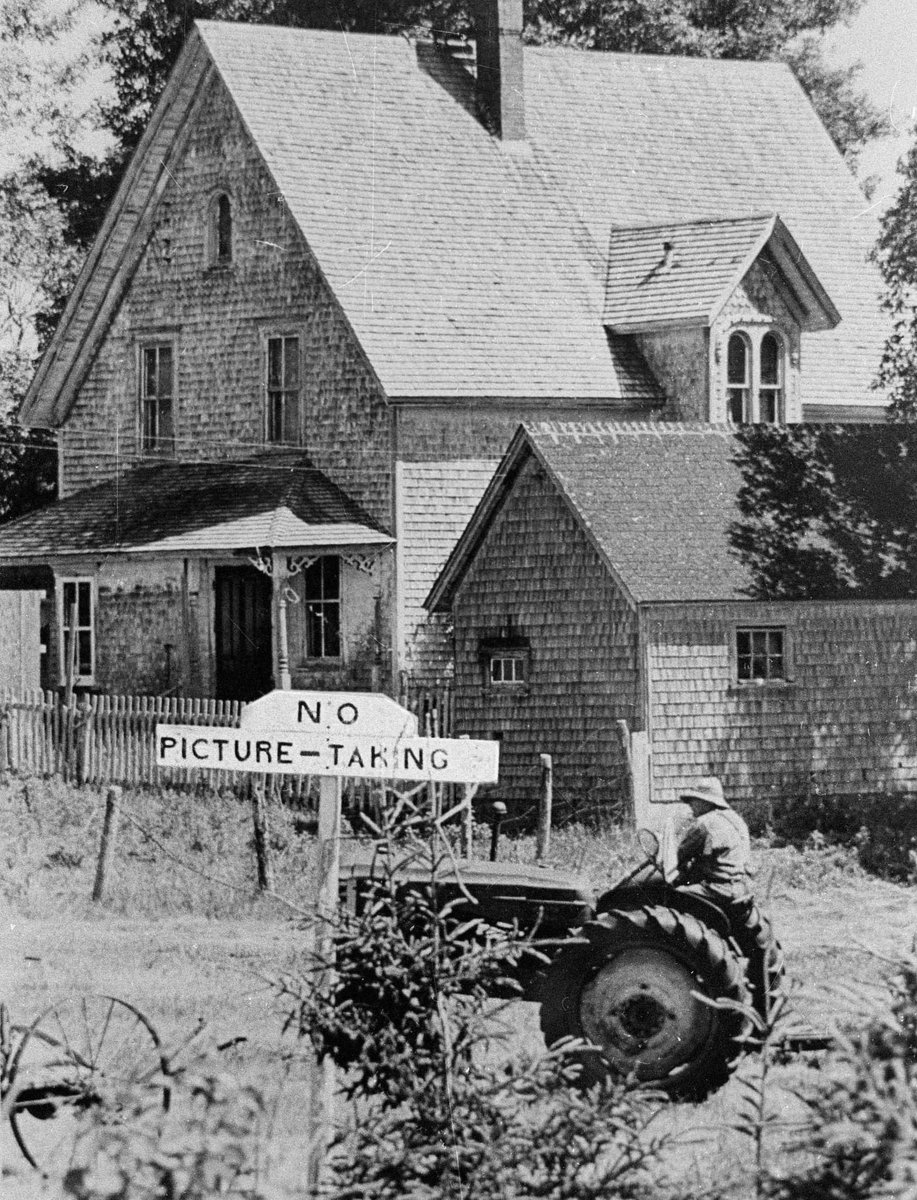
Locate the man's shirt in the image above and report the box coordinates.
[676,809,751,887]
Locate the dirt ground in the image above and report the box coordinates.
[2,780,916,1197]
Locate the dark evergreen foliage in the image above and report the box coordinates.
[729,424,917,600]
[0,419,56,523]
[875,138,917,421]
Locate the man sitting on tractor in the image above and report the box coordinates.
[674,776,753,905]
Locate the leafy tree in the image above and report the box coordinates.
[0,2,94,515]
[874,135,917,422]
[1,1,93,403]
[729,424,917,601]
[0,416,56,522]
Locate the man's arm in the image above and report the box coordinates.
[675,821,707,877]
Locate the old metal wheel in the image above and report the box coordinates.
[539,906,750,1101]
[7,995,170,1175]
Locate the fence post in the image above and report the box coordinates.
[616,719,636,827]
[251,776,274,892]
[536,754,553,861]
[306,775,341,1193]
[64,600,78,708]
[76,694,93,787]
[92,786,122,902]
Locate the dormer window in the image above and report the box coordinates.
[726,333,750,424]
[759,332,783,423]
[212,193,232,263]
[726,330,784,425]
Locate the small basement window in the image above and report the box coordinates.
[736,626,786,683]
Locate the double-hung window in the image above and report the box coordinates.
[266,335,300,444]
[726,331,784,425]
[140,343,175,454]
[60,578,95,684]
[304,556,341,659]
[726,333,751,424]
[758,332,783,423]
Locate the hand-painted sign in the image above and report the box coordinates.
[155,725,498,784]
[239,690,418,738]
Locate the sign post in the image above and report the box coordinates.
[155,690,498,1187]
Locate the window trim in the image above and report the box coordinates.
[58,576,96,686]
[724,327,786,425]
[263,331,302,445]
[488,652,528,686]
[479,635,531,691]
[138,339,177,456]
[301,555,342,661]
[732,624,791,686]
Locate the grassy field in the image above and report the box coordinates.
[1,776,915,1197]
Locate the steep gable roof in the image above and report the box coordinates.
[428,421,755,608]
[0,455,391,558]
[603,214,840,333]
[22,22,886,424]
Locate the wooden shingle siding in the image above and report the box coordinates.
[60,73,393,526]
[645,600,917,806]
[452,458,640,813]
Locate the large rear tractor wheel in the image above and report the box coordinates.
[730,903,786,1029]
[539,906,750,1101]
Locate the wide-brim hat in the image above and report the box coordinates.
[679,777,728,809]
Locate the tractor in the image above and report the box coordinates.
[340,826,783,1102]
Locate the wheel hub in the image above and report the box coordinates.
[579,946,714,1078]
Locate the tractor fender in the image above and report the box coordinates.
[594,882,732,941]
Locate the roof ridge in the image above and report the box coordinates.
[199,22,794,73]
[526,420,734,445]
[609,213,775,233]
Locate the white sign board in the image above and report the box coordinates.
[240,690,418,738]
[156,725,499,784]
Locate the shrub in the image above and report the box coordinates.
[60,1067,271,1200]
[759,792,917,883]
[770,958,917,1198]
[278,794,667,1197]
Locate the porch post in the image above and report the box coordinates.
[272,552,292,691]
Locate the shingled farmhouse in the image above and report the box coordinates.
[0,3,891,718]
[428,423,917,810]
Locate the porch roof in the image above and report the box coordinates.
[0,456,392,560]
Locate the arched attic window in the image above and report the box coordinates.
[214,193,232,263]
[759,332,783,423]
[726,333,750,424]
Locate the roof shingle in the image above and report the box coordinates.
[198,24,884,409]
[0,455,391,559]
[22,23,888,423]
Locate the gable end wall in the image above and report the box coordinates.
[451,458,640,814]
[58,73,393,526]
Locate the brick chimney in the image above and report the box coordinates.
[472,0,525,140]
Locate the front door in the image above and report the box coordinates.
[214,566,273,700]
